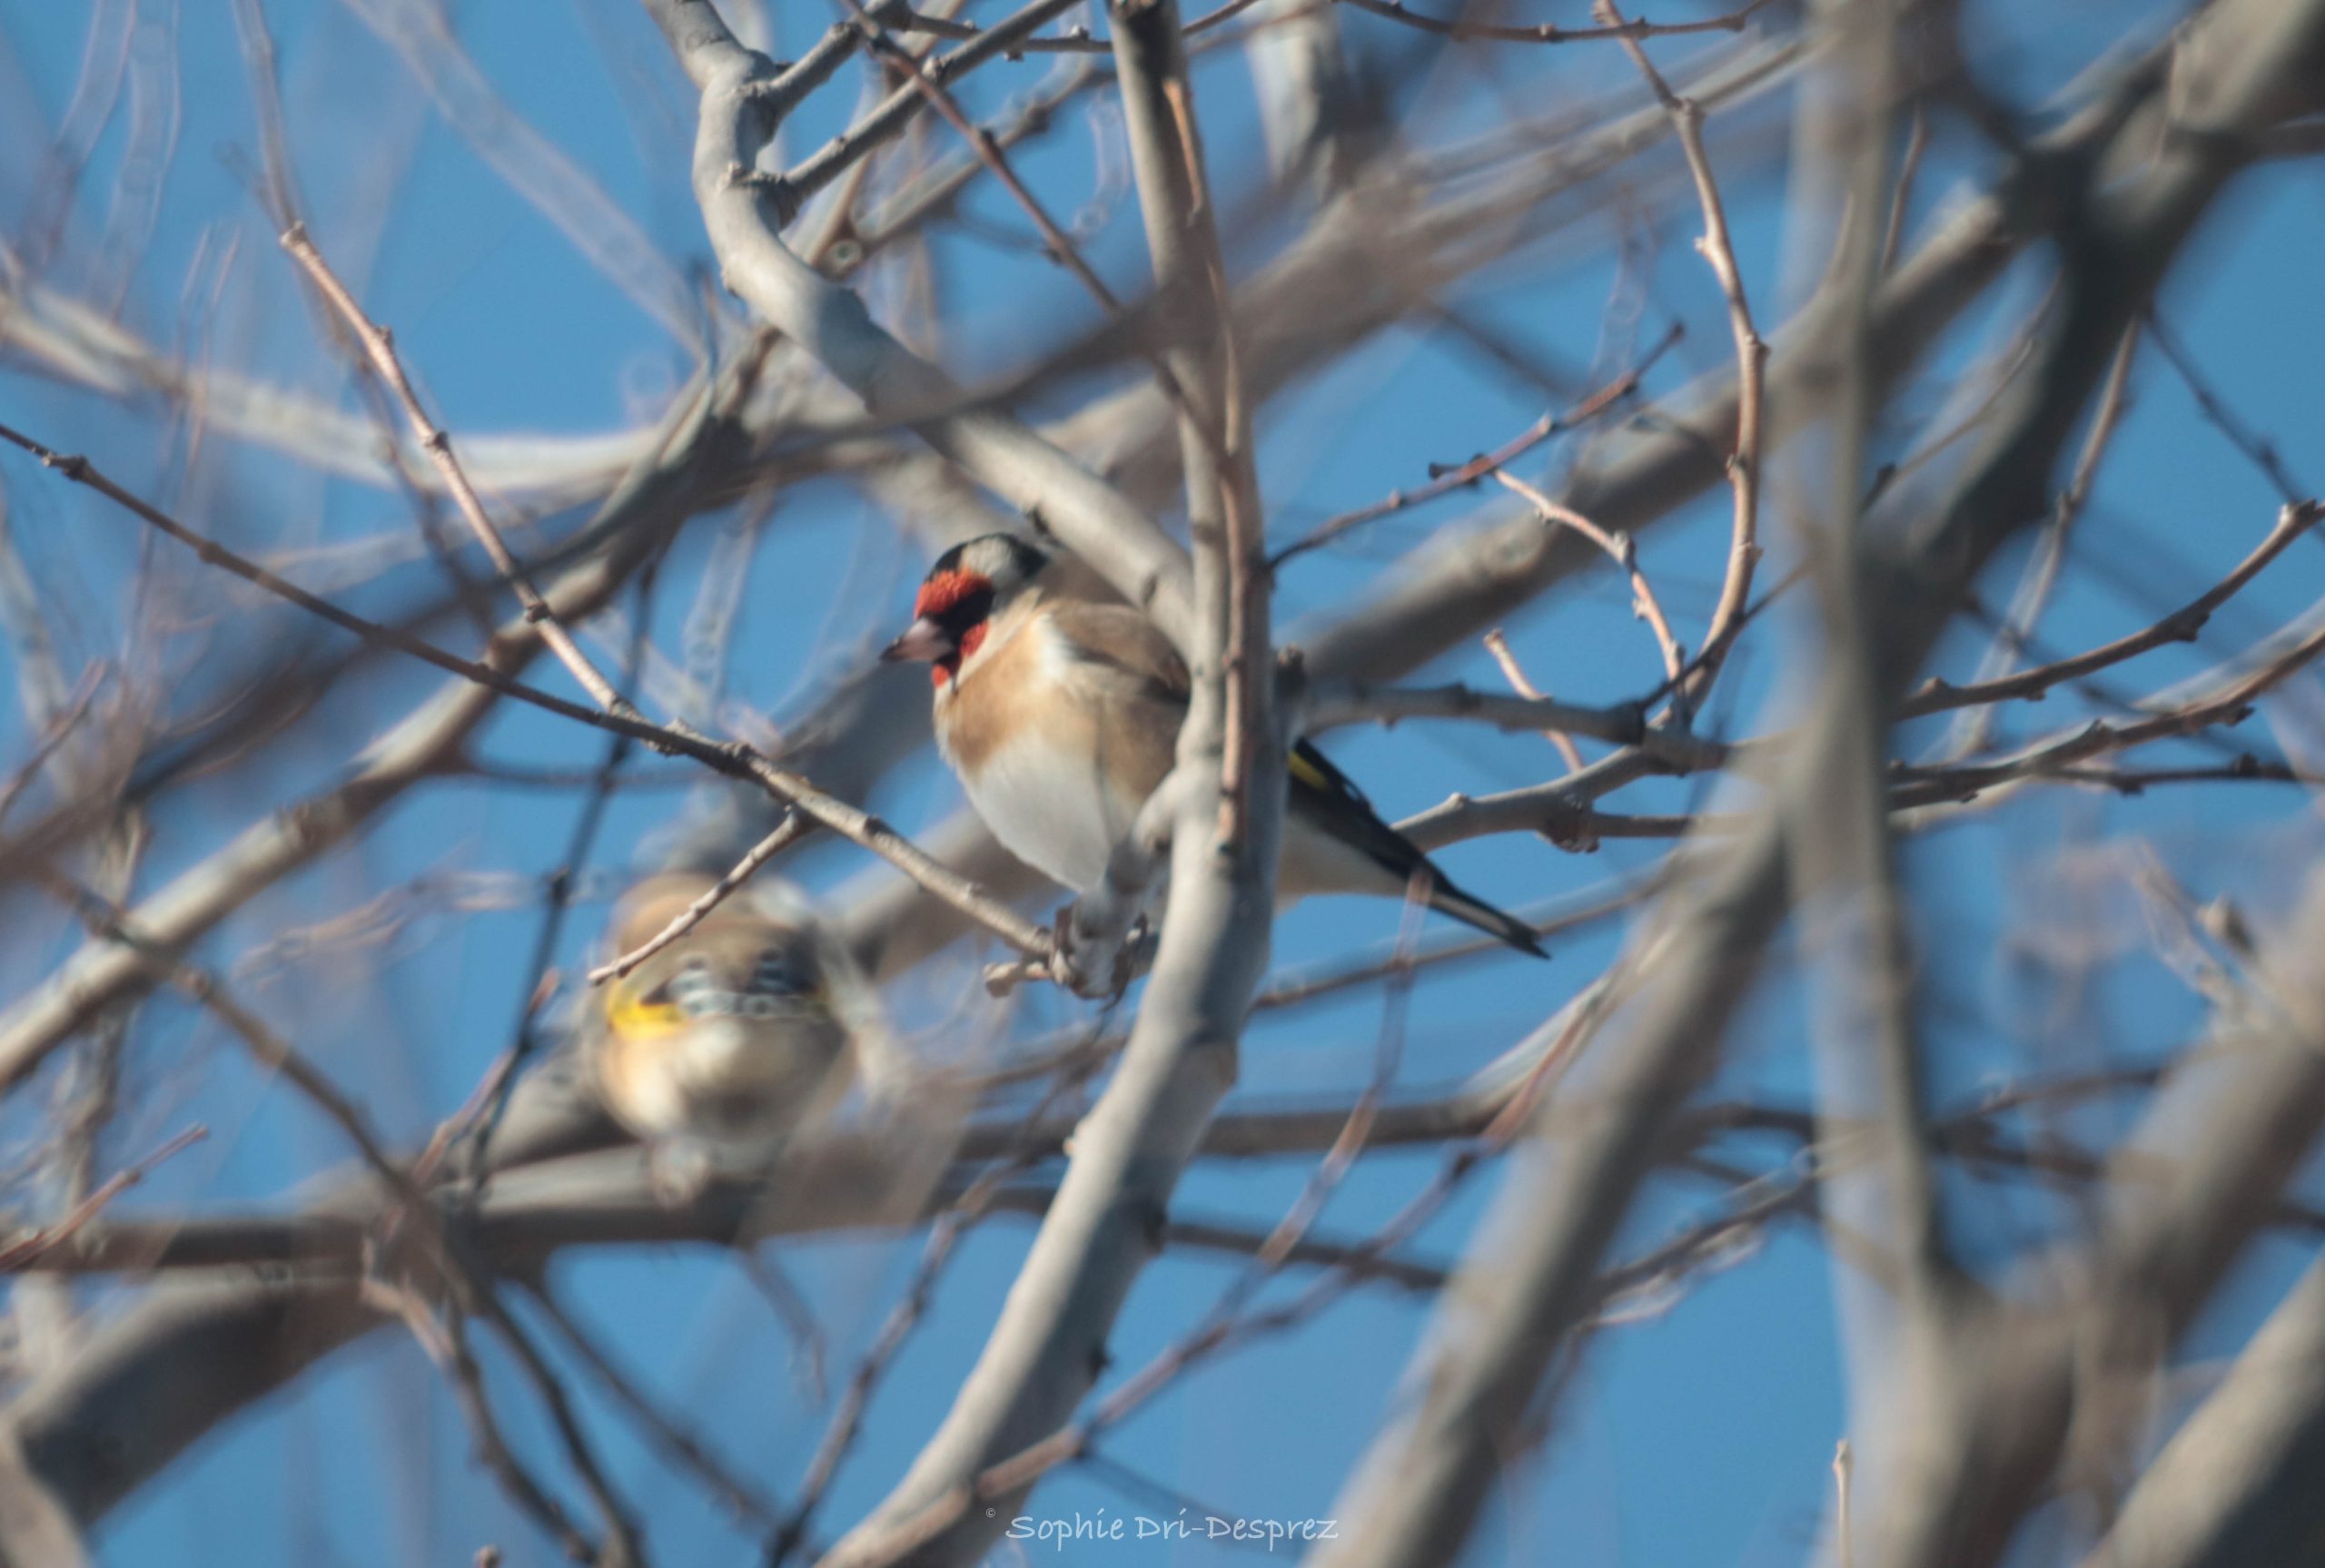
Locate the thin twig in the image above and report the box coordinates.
[1269,323,1681,567]
[1336,0,1772,45]
[479,568,660,1165]
[385,1286,599,1563]
[2146,308,2305,505]
[0,420,1054,965]
[1902,500,2321,717]
[279,223,635,715]
[1483,629,1587,772]
[33,869,416,1194]
[1492,470,1686,686]
[471,1294,651,1567]
[1921,321,2141,761]
[1878,106,1926,273]
[1597,0,1766,725]
[0,1126,205,1271]
[586,814,811,983]
[1834,1438,1855,1568]
[235,2,499,641]
[521,1283,782,1527]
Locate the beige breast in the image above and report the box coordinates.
[935,603,1184,890]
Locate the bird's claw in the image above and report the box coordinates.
[1048,903,1134,1001]
[647,1141,716,1208]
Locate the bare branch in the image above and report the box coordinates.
[817,0,1283,1552]
[642,0,1199,649]
[280,222,637,717]
[1596,0,1766,725]
[1336,0,1772,46]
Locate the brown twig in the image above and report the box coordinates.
[0,420,1054,966]
[2146,308,2305,505]
[1597,0,1766,725]
[1921,321,2142,761]
[1336,0,1772,45]
[0,666,105,829]
[1878,106,1927,273]
[585,813,812,983]
[1902,500,2321,717]
[279,223,635,716]
[384,1285,600,1563]
[522,1283,781,1527]
[1269,323,1681,567]
[1483,629,1587,772]
[1492,470,1686,687]
[470,1294,651,1567]
[0,1125,205,1271]
[232,0,499,642]
[1892,606,2325,807]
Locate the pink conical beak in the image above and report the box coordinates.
[881,616,952,663]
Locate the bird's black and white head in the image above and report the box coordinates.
[880,532,1053,685]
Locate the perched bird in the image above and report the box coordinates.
[584,873,879,1196]
[881,533,1545,955]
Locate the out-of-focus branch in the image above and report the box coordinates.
[640,0,1198,652]
[1294,44,2163,683]
[1900,498,2322,717]
[1320,5,2325,1561]
[522,1282,783,1530]
[0,415,1058,977]
[820,0,1281,1554]
[0,369,742,1098]
[1270,331,1675,567]
[0,1128,206,1275]
[1865,851,2325,1568]
[338,0,703,345]
[1594,0,1767,725]
[281,222,636,716]
[1316,819,1786,1568]
[1839,0,2325,1558]
[1303,679,1728,767]
[1335,0,1771,45]
[1773,0,1961,1515]
[2081,1257,2325,1568]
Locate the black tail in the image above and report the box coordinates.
[1287,739,1548,958]
[1419,870,1548,958]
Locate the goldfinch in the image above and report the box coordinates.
[584,873,875,1195]
[880,534,1546,956]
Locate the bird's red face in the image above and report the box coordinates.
[881,568,995,687]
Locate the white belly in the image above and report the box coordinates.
[955,729,1140,892]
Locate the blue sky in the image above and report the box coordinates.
[2,0,2322,1563]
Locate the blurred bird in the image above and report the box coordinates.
[880,533,1546,955]
[585,873,878,1197]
